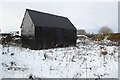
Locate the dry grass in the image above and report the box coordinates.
[91,33,120,42]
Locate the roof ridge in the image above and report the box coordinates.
[26,9,67,19]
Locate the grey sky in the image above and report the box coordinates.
[0,1,118,33]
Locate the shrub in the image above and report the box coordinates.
[1,35,13,45]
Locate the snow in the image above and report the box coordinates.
[0,45,2,79]
[1,39,118,78]
[77,35,88,38]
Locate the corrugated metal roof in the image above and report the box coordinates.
[26,9,76,30]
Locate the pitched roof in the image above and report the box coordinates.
[26,9,76,30]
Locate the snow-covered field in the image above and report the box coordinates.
[1,39,118,78]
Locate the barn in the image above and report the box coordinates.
[20,9,77,49]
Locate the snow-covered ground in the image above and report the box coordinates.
[1,39,118,78]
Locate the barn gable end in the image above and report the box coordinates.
[21,10,35,48]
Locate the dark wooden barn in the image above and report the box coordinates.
[20,9,77,49]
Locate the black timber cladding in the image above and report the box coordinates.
[21,9,77,49]
[27,9,76,29]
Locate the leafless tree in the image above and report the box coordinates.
[98,26,113,34]
[77,29,86,35]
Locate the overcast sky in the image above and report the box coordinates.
[0,0,119,33]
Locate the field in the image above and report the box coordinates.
[0,36,119,79]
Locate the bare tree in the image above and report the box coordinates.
[98,26,113,34]
[77,29,86,35]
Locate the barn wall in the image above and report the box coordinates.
[21,11,35,48]
[63,29,77,46]
[35,27,56,49]
[21,11,35,37]
[35,27,76,49]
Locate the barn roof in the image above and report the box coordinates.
[26,9,76,30]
